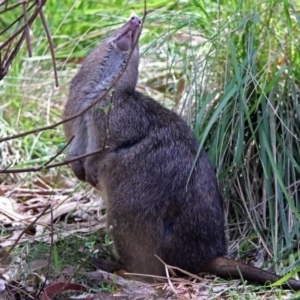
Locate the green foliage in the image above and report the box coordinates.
[186,0,300,276]
[95,103,114,114]
[52,243,61,273]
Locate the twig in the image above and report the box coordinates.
[38,5,59,87]
[23,1,32,57]
[0,1,44,80]
[1,31,28,80]
[0,1,28,13]
[36,204,54,299]
[43,135,74,167]
[163,259,178,297]
[0,4,32,36]
[1,204,51,262]
[0,145,110,174]
[0,0,46,51]
[0,162,12,173]
[47,146,110,168]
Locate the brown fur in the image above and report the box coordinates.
[63,16,300,290]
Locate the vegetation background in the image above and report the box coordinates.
[1,0,300,297]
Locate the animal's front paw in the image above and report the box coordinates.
[70,159,86,181]
[84,158,99,188]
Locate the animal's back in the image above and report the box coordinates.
[96,90,227,276]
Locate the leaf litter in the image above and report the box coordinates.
[0,178,298,299]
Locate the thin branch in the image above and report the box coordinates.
[36,204,54,298]
[0,0,46,51]
[38,5,59,87]
[0,162,12,173]
[0,146,110,174]
[1,30,27,80]
[0,1,28,13]
[43,135,74,167]
[0,1,35,36]
[23,1,32,57]
[46,146,110,168]
[0,1,43,80]
[1,204,51,263]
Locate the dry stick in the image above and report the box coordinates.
[153,256,208,282]
[0,7,22,78]
[0,1,43,79]
[0,136,74,173]
[0,162,12,173]
[23,0,32,57]
[162,265,193,300]
[36,204,54,299]
[0,9,147,144]
[44,135,74,167]
[1,204,51,263]
[0,0,46,51]
[0,145,110,174]
[0,1,28,13]
[0,132,73,173]
[155,255,177,277]
[6,283,35,300]
[1,28,13,64]
[162,262,179,298]
[161,265,205,282]
[0,1,35,36]
[1,30,27,80]
[48,146,110,168]
[0,188,72,196]
[0,0,7,6]
[1,12,24,77]
[38,5,59,87]
[0,0,35,36]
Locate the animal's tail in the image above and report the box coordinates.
[203,256,300,290]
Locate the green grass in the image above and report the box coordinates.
[1,0,300,296]
[10,232,117,293]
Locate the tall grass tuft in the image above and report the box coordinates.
[185,0,300,275]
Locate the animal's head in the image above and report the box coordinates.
[106,15,141,92]
[80,16,141,94]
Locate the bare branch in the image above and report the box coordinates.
[38,5,59,87]
[0,0,46,51]
[44,136,75,168]
[0,0,47,80]
[0,146,110,174]
[36,204,54,298]
[0,1,28,13]
[23,1,32,57]
[1,204,51,263]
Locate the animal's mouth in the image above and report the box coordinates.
[116,16,141,51]
[117,27,139,47]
